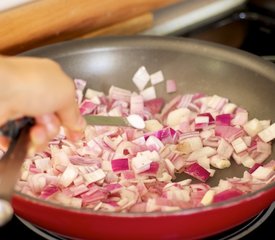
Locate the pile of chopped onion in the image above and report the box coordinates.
[14,66,275,212]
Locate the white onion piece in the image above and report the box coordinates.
[150,70,164,85]
[132,66,150,91]
[146,136,164,151]
[200,190,215,206]
[59,164,78,187]
[231,111,248,126]
[180,137,203,152]
[34,158,51,172]
[241,156,256,168]
[251,166,274,180]
[258,123,275,142]
[210,155,231,169]
[131,155,152,174]
[127,114,145,129]
[217,139,233,159]
[188,147,216,161]
[130,95,144,115]
[85,88,104,99]
[109,86,131,102]
[243,118,264,137]
[260,120,271,129]
[207,95,228,111]
[167,108,190,127]
[145,119,163,132]
[231,137,248,153]
[140,86,156,101]
[222,103,237,114]
[83,169,106,184]
[166,79,177,93]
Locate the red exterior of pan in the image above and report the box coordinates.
[12,185,274,240]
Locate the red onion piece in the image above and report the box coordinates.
[184,163,211,182]
[144,98,165,114]
[216,114,232,126]
[111,158,129,172]
[213,189,243,203]
[249,163,262,174]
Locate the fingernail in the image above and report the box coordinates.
[68,131,83,141]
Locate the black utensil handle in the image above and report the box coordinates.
[0,123,33,227]
[0,117,35,139]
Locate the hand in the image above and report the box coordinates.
[0,56,86,151]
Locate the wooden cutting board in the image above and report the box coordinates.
[0,0,179,54]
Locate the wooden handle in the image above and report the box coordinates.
[79,12,153,38]
[0,0,179,55]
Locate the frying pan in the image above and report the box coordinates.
[12,36,275,239]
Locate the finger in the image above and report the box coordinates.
[29,124,48,151]
[35,114,61,140]
[56,100,86,140]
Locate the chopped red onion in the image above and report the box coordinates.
[74,79,87,91]
[213,189,243,203]
[150,70,164,85]
[109,86,131,102]
[231,137,248,153]
[216,114,232,126]
[130,95,144,115]
[251,166,274,180]
[177,94,193,108]
[145,136,164,151]
[59,164,78,187]
[13,69,275,213]
[40,184,59,199]
[258,123,275,142]
[207,95,228,111]
[127,114,145,129]
[144,98,164,115]
[79,99,98,115]
[215,125,244,142]
[111,158,129,172]
[148,127,179,145]
[231,110,248,126]
[85,88,104,100]
[83,169,106,184]
[188,147,216,161]
[132,66,150,91]
[140,86,156,101]
[249,163,262,174]
[184,163,210,182]
[217,138,233,159]
[243,118,264,137]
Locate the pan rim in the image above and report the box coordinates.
[19,35,275,82]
